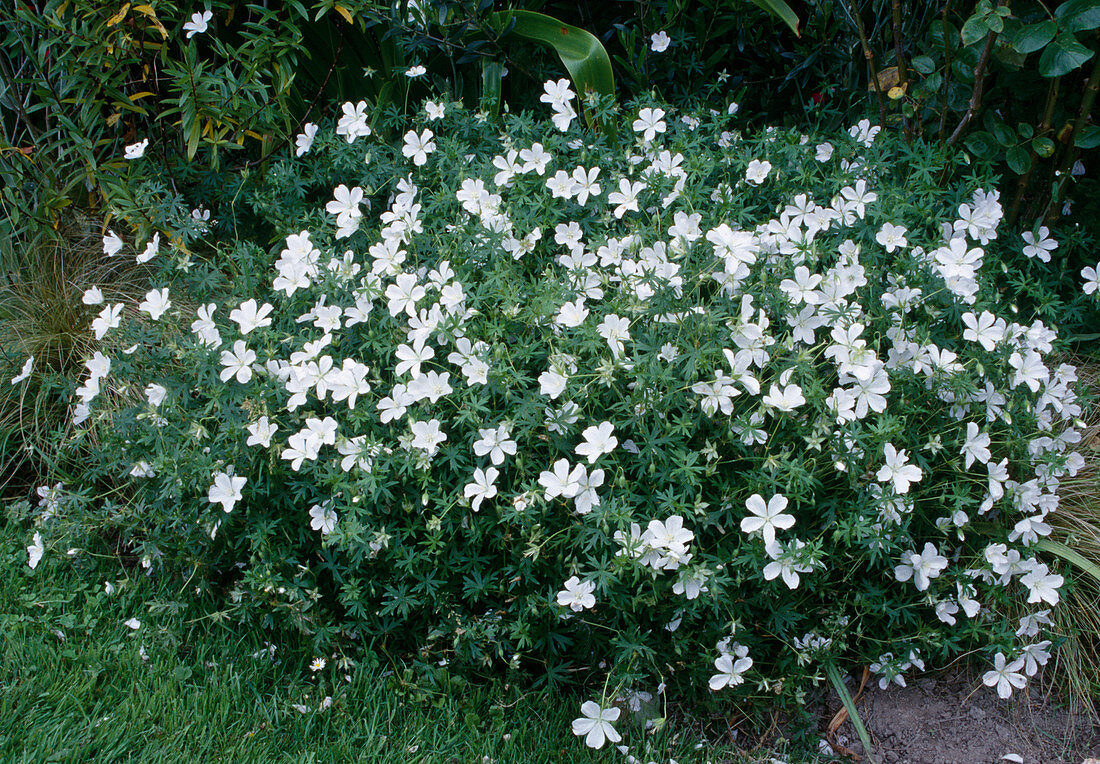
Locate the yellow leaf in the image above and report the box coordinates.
[107,3,130,26]
[129,91,155,101]
[334,3,354,24]
[869,66,900,91]
[132,5,168,38]
[55,0,70,18]
[888,83,907,100]
[106,112,122,126]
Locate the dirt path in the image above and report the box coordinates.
[830,667,1100,764]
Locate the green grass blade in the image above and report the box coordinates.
[825,662,874,761]
[489,10,615,133]
[1037,538,1100,585]
[747,0,801,36]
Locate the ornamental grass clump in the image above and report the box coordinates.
[26,81,1099,748]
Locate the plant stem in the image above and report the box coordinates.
[891,0,911,139]
[937,0,956,142]
[1008,77,1059,225]
[1044,40,1100,225]
[945,6,1004,148]
[840,0,888,125]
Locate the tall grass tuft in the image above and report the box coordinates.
[1045,356,1100,718]
[0,214,147,497]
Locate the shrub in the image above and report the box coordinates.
[28,87,1096,746]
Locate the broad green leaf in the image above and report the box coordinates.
[1055,0,1100,33]
[1006,146,1030,174]
[911,55,936,74]
[748,0,800,37]
[992,122,1015,146]
[1010,20,1057,54]
[489,10,615,135]
[964,131,998,158]
[1032,136,1056,157]
[1038,33,1095,76]
[961,14,992,47]
[1076,125,1100,149]
[1017,122,1035,139]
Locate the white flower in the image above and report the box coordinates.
[409,419,447,455]
[744,159,772,185]
[709,649,753,691]
[402,129,436,166]
[124,617,141,630]
[229,299,274,335]
[575,421,617,463]
[876,223,908,252]
[538,458,581,500]
[27,532,44,569]
[425,100,446,120]
[982,652,1027,699]
[10,356,33,385]
[219,340,256,384]
[139,287,171,320]
[761,383,805,413]
[124,139,148,159]
[246,416,278,448]
[473,424,516,465]
[556,576,596,611]
[92,303,124,340]
[633,107,666,142]
[295,123,318,156]
[82,286,104,305]
[1020,563,1063,606]
[463,467,499,512]
[308,503,338,535]
[208,471,246,513]
[184,9,213,38]
[136,232,160,264]
[894,542,948,591]
[960,422,991,469]
[144,383,166,407]
[876,443,923,494]
[815,142,834,161]
[650,30,671,52]
[741,493,795,546]
[1021,227,1058,263]
[571,701,620,749]
[1081,263,1100,295]
[555,298,589,328]
[102,230,123,257]
[405,64,427,78]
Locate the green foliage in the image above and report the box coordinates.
[27,91,1091,738]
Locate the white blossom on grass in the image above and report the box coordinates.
[208,471,246,513]
[571,701,620,749]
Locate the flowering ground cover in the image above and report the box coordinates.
[10,76,1100,758]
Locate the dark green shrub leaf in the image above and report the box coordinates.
[1010,20,1057,54]
[992,122,1015,146]
[1038,33,1095,76]
[1017,122,1035,139]
[964,130,998,158]
[1075,125,1100,149]
[1005,146,1030,174]
[1055,0,1100,33]
[911,55,936,74]
[961,14,992,47]
[1032,136,1056,157]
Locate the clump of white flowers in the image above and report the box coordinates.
[51,78,1096,752]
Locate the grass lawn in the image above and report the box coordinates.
[0,519,769,763]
